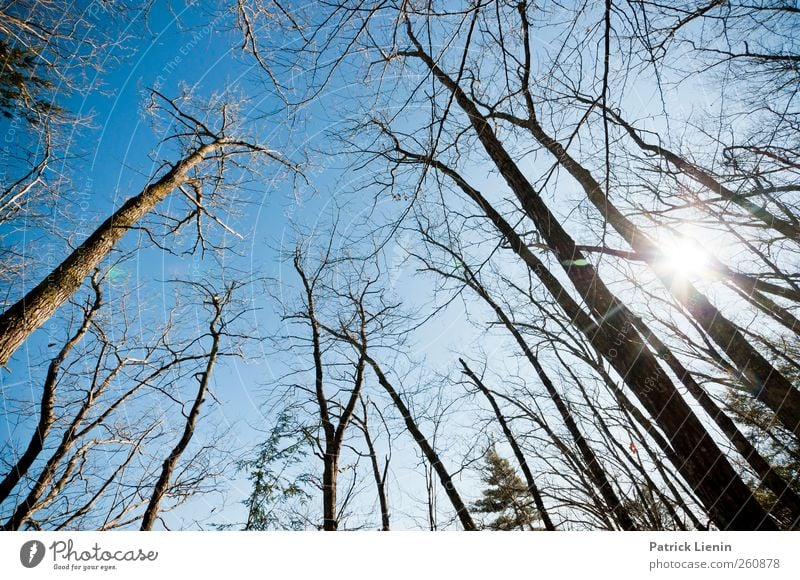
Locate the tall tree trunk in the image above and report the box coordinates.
[0,274,101,505]
[294,250,338,530]
[0,141,224,367]
[629,314,800,528]
[321,447,338,531]
[396,145,774,529]
[140,293,224,530]
[402,27,777,529]
[480,23,800,435]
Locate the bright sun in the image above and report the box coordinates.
[659,238,709,278]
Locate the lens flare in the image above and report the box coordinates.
[659,238,708,278]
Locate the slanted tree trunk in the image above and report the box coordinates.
[0,140,225,367]
[473,13,800,435]
[140,288,227,530]
[397,25,777,528]
[628,314,800,528]
[460,360,556,531]
[392,135,773,529]
[0,273,101,505]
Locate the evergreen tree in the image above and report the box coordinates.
[472,446,541,530]
[239,408,315,530]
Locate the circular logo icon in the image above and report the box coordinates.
[20,540,46,568]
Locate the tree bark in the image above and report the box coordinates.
[0,141,224,367]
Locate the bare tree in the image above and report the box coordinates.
[0,92,291,367]
[283,246,369,530]
[0,272,232,530]
[278,238,477,530]
[413,225,636,528]
[459,360,555,530]
[352,397,392,531]
[140,281,242,530]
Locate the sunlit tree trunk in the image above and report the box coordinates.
[0,141,224,367]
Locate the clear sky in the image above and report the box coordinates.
[0,1,492,530]
[4,0,787,533]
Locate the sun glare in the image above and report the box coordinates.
[659,238,709,278]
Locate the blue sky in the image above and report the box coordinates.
[0,1,490,530]
[1,2,289,527]
[3,0,787,532]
